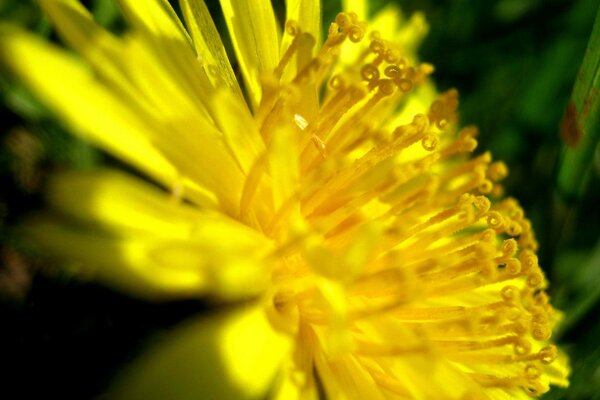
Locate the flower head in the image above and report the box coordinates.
[0,0,569,398]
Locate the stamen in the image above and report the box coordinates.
[254,11,566,399]
[274,20,304,79]
[239,153,267,224]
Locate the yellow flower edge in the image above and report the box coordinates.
[0,0,570,399]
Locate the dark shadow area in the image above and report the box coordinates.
[1,275,209,399]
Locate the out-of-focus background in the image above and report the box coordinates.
[0,0,598,398]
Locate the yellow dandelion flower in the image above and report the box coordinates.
[0,0,570,399]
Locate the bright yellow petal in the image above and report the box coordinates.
[285,0,321,44]
[179,0,243,98]
[38,0,157,121]
[116,0,220,120]
[115,34,206,119]
[342,0,367,20]
[269,122,300,212]
[368,5,404,40]
[0,26,245,212]
[547,349,570,387]
[105,36,247,213]
[44,169,226,239]
[314,349,387,400]
[219,0,279,108]
[39,0,184,135]
[279,0,321,120]
[348,317,487,399]
[39,0,239,201]
[38,0,140,102]
[31,169,276,300]
[0,26,176,186]
[210,90,266,175]
[395,11,429,55]
[112,305,292,400]
[270,369,319,400]
[23,219,209,299]
[116,0,192,47]
[23,215,272,301]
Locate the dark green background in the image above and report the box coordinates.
[0,0,598,398]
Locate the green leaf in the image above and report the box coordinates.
[557,4,600,201]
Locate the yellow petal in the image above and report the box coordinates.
[39,0,237,199]
[545,349,570,388]
[31,169,276,300]
[284,0,321,49]
[269,122,300,211]
[368,5,404,41]
[0,26,244,212]
[210,90,266,175]
[115,34,206,119]
[44,169,228,239]
[0,26,177,187]
[395,11,429,55]
[219,0,279,108]
[136,110,245,214]
[179,0,243,98]
[342,0,367,20]
[314,349,386,400]
[38,0,139,101]
[39,0,174,131]
[116,0,192,47]
[116,0,219,119]
[22,219,208,299]
[270,368,319,400]
[341,221,385,280]
[23,215,272,301]
[112,305,291,400]
[103,38,245,213]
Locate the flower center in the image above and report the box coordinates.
[251,11,562,397]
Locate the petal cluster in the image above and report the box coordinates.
[0,0,569,399]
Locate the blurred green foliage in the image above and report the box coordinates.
[0,0,599,398]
